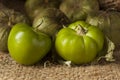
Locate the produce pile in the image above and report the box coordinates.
[0,0,120,66]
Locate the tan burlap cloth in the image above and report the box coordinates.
[0,50,120,80]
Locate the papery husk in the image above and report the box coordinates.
[0,4,29,27]
[0,4,29,52]
[98,0,120,11]
[33,17,61,37]
[25,0,62,20]
[1,0,25,13]
[33,8,70,37]
[96,36,115,62]
[0,27,10,52]
[86,10,120,45]
[60,0,99,22]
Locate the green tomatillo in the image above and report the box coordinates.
[8,23,52,65]
[55,21,104,64]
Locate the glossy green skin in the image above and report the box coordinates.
[69,21,104,52]
[55,21,104,64]
[8,23,52,65]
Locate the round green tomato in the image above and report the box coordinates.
[8,23,52,65]
[69,21,104,52]
[55,21,104,64]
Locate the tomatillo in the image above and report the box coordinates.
[55,21,104,64]
[8,23,52,65]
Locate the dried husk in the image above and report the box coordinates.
[0,27,10,51]
[0,4,29,27]
[98,0,120,11]
[0,4,29,52]
[86,10,120,45]
[33,8,70,37]
[1,0,25,13]
[25,0,62,20]
[60,0,99,22]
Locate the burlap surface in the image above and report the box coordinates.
[0,50,120,80]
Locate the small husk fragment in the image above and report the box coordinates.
[96,36,115,62]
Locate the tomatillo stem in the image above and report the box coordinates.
[75,25,87,36]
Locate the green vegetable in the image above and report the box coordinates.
[55,21,104,64]
[8,23,52,65]
[0,4,29,52]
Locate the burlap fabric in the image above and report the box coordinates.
[0,50,120,80]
